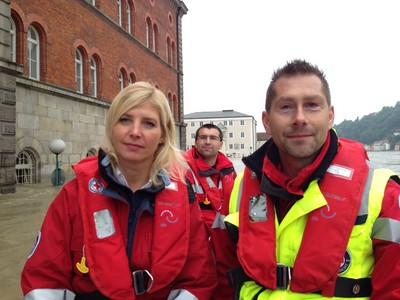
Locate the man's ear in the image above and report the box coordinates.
[262,111,271,135]
[328,105,335,129]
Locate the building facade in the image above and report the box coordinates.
[184,110,257,159]
[1,0,188,194]
[256,132,271,150]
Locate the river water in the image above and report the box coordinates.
[367,151,400,175]
[233,151,400,175]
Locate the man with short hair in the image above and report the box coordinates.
[183,123,239,300]
[224,59,400,299]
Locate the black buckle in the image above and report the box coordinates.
[132,270,154,295]
[276,263,291,290]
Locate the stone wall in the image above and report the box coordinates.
[0,0,22,194]
[16,78,109,180]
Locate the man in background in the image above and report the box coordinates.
[183,123,239,300]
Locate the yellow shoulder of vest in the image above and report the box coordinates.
[224,211,239,227]
[229,171,244,214]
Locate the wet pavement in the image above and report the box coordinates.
[0,178,64,300]
[0,158,244,300]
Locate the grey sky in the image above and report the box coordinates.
[182,0,400,131]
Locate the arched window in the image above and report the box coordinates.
[119,70,126,91]
[86,148,98,157]
[75,49,83,93]
[168,92,173,114]
[126,2,131,33]
[129,72,136,85]
[117,0,122,26]
[171,41,176,67]
[166,37,171,64]
[28,26,40,80]
[16,150,34,184]
[10,18,16,62]
[152,23,158,52]
[146,18,151,48]
[90,57,97,97]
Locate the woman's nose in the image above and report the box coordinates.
[129,123,141,136]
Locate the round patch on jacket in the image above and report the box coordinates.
[28,231,41,259]
[89,178,104,193]
[339,249,352,274]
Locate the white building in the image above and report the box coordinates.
[256,132,271,149]
[184,110,257,158]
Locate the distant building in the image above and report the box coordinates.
[1,0,189,194]
[366,140,391,151]
[256,132,271,149]
[185,110,257,158]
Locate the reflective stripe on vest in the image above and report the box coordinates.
[369,166,400,243]
[187,167,223,201]
[229,171,244,214]
[188,167,227,229]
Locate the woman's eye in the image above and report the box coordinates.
[119,117,130,124]
[144,120,155,127]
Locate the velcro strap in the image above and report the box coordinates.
[75,291,109,299]
[333,277,371,297]
[227,267,251,287]
[227,265,292,289]
[227,267,371,298]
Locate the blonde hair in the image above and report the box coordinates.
[101,81,187,186]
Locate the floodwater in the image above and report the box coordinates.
[0,180,63,299]
[367,150,400,175]
[0,152,398,299]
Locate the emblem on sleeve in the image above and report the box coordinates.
[28,231,41,259]
[89,178,104,193]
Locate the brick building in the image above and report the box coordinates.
[0,0,188,194]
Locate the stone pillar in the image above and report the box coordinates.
[0,0,22,194]
[176,3,187,150]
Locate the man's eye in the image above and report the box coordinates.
[305,103,321,111]
[280,104,292,111]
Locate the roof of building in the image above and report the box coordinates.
[184,109,252,119]
[257,132,271,141]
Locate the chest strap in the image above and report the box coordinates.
[227,266,371,298]
[132,269,154,295]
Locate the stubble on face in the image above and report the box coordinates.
[195,129,222,160]
[263,75,334,163]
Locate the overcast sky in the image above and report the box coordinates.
[181,0,400,131]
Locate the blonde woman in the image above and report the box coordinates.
[21,82,217,300]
